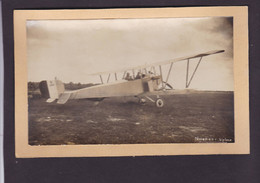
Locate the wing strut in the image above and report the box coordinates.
[115,73,118,81]
[165,62,173,86]
[122,71,126,79]
[107,74,111,83]
[185,57,203,88]
[99,75,104,84]
[153,66,156,75]
[186,59,190,88]
[159,65,163,88]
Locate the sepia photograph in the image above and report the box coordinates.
[14,7,249,157]
[27,17,234,145]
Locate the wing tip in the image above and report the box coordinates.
[217,49,225,53]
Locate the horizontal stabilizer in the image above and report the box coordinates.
[46,98,56,103]
[57,93,71,104]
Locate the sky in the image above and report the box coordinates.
[27,17,233,91]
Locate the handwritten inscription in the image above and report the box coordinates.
[195,137,233,143]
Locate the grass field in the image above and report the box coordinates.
[28,91,234,145]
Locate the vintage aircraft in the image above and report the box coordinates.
[39,50,224,107]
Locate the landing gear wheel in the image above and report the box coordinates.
[155,98,164,107]
[139,98,146,105]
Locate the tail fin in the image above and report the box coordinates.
[39,79,65,102]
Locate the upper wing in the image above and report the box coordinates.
[90,50,224,75]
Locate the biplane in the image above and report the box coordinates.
[39,50,224,107]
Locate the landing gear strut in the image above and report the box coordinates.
[137,95,164,107]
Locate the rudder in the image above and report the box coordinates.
[39,79,65,102]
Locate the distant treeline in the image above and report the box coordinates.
[28,81,96,91]
[28,82,40,91]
